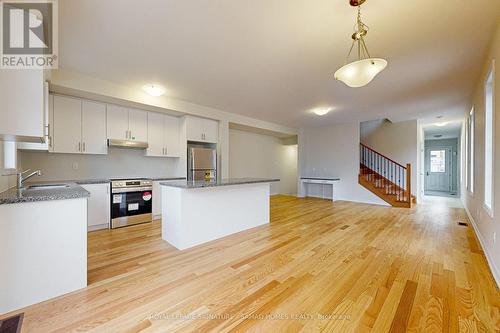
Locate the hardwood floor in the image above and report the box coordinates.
[2,196,499,332]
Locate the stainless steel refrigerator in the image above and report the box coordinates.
[188,147,217,181]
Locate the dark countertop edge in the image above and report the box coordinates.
[0,183,90,205]
[160,178,280,189]
[301,177,340,181]
[23,177,186,185]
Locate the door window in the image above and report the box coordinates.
[430,150,446,173]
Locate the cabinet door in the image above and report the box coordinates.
[186,116,204,142]
[128,109,148,142]
[146,112,165,157]
[164,115,180,157]
[82,100,107,155]
[52,95,82,153]
[0,68,44,140]
[82,183,110,231]
[203,119,219,143]
[106,105,129,140]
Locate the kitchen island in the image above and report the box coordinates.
[160,178,279,250]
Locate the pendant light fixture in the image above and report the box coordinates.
[334,0,387,88]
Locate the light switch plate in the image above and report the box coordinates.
[72,162,79,170]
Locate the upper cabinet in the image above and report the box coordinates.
[106,105,128,141]
[52,95,107,154]
[146,112,180,158]
[128,109,148,142]
[106,106,148,142]
[81,101,107,154]
[0,70,45,142]
[185,116,218,143]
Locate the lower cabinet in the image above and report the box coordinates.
[81,183,110,231]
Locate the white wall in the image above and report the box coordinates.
[18,148,179,182]
[360,119,419,196]
[229,129,297,195]
[463,22,500,287]
[298,122,387,205]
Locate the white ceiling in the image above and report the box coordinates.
[424,122,462,140]
[58,0,499,128]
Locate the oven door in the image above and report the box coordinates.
[111,189,153,228]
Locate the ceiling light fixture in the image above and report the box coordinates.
[334,0,387,88]
[142,84,166,97]
[312,107,332,116]
[435,122,448,127]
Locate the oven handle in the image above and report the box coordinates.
[112,187,153,194]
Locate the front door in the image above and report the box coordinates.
[425,147,452,192]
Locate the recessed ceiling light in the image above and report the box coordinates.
[312,107,332,116]
[142,84,166,97]
[435,122,448,127]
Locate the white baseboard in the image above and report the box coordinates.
[464,206,500,289]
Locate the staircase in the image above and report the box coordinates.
[359,144,415,208]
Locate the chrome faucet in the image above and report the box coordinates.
[17,169,42,189]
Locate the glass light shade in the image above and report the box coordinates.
[334,58,387,88]
[142,84,166,96]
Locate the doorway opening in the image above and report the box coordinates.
[422,122,461,198]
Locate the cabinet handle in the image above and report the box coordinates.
[78,142,81,152]
[165,147,167,155]
[83,142,86,152]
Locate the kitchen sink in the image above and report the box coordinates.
[26,184,70,190]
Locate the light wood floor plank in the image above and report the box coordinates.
[1,196,499,332]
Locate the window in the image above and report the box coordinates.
[484,62,495,213]
[465,117,469,189]
[430,150,446,173]
[469,108,475,193]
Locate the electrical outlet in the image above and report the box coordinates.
[72,162,79,170]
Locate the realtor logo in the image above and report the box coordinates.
[1,0,58,68]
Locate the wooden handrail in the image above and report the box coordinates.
[360,143,406,169]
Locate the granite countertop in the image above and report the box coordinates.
[160,178,280,189]
[0,182,90,205]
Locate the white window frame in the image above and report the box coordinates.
[465,117,469,190]
[469,108,475,194]
[484,61,495,217]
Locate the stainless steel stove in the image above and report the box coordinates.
[110,178,153,229]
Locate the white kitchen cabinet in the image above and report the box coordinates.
[17,89,53,151]
[106,105,129,140]
[52,95,82,154]
[164,115,180,157]
[128,109,148,142]
[0,69,45,142]
[82,101,107,154]
[146,112,165,157]
[203,119,219,143]
[107,106,148,142]
[185,116,218,143]
[81,183,110,231]
[146,113,180,158]
[52,96,107,155]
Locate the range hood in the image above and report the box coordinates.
[107,139,148,149]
